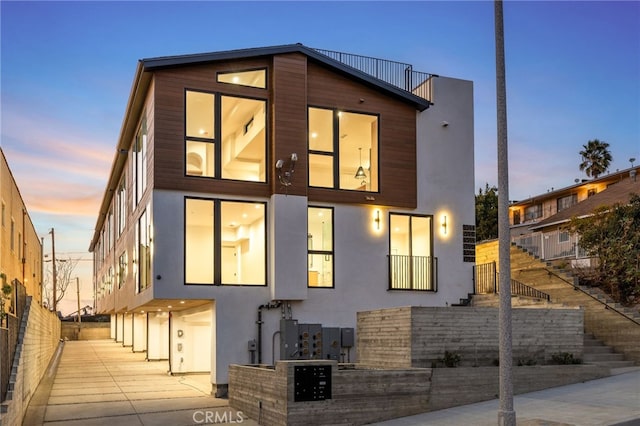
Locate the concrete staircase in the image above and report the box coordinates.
[583,333,635,369]
[509,244,640,365]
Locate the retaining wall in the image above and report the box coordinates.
[0,298,60,426]
[357,306,584,367]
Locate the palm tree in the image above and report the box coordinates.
[579,139,612,179]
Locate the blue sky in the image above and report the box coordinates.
[1,1,639,314]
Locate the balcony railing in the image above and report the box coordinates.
[312,48,435,102]
[512,230,588,261]
[388,255,437,291]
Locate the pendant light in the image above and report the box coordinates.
[354,148,367,180]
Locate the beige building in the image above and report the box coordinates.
[0,148,43,313]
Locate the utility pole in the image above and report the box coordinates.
[50,228,57,313]
[495,1,515,425]
[76,277,82,324]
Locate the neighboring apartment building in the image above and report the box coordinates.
[511,167,639,262]
[509,167,639,237]
[89,44,475,396]
[0,148,43,313]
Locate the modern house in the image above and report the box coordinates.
[89,44,475,396]
[511,167,639,263]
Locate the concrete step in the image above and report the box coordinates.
[584,345,614,354]
[583,352,626,362]
[588,360,636,369]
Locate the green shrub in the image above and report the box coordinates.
[550,352,582,365]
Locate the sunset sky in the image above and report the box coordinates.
[1,1,639,315]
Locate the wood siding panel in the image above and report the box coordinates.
[307,63,417,208]
[272,53,308,196]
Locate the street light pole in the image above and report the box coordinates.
[49,228,57,313]
[495,1,515,425]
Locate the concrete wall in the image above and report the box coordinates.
[357,306,584,367]
[229,361,608,426]
[0,298,60,426]
[60,322,110,341]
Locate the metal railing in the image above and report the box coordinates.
[388,255,437,291]
[312,48,435,102]
[1,279,27,402]
[512,230,588,261]
[473,262,550,301]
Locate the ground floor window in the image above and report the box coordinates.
[307,206,334,288]
[389,213,436,291]
[185,198,266,285]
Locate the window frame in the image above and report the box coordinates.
[307,206,335,289]
[307,106,380,192]
[525,204,542,221]
[184,197,267,287]
[216,68,268,89]
[184,89,268,183]
[136,208,151,294]
[388,212,436,292]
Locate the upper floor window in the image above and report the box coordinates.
[185,198,266,286]
[186,90,266,182]
[308,107,379,192]
[134,117,147,207]
[1,201,5,227]
[136,208,151,293]
[557,194,577,212]
[118,251,127,289]
[307,207,334,288]
[587,188,597,198]
[389,213,435,291]
[10,219,15,251]
[217,69,266,89]
[116,177,126,236]
[512,209,521,225]
[525,204,542,221]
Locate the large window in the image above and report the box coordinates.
[557,194,577,212]
[525,204,542,221]
[134,117,147,206]
[118,251,127,289]
[136,208,151,293]
[307,207,333,288]
[116,177,126,237]
[389,214,435,291]
[185,90,266,182]
[308,107,379,191]
[185,198,266,286]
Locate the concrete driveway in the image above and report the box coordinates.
[24,340,256,426]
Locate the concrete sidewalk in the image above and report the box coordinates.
[373,368,640,426]
[24,340,255,426]
[25,339,640,426]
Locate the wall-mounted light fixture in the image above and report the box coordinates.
[373,209,381,231]
[441,215,448,235]
[276,153,297,187]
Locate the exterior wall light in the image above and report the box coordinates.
[276,153,297,187]
[373,209,381,231]
[442,215,447,235]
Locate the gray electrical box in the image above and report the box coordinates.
[340,327,354,348]
[322,327,340,360]
[280,319,299,360]
[298,323,322,359]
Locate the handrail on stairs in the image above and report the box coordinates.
[516,266,640,327]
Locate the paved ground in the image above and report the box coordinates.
[24,340,256,426]
[25,339,640,426]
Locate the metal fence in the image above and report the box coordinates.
[389,255,437,291]
[474,262,550,301]
[312,48,435,102]
[1,279,27,402]
[512,230,588,261]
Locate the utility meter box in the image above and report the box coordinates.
[298,323,322,359]
[322,327,340,360]
[280,319,299,360]
[340,327,354,348]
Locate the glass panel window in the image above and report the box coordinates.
[307,207,333,288]
[525,204,542,221]
[117,177,126,236]
[185,199,215,284]
[308,107,378,192]
[118,251,128,289]
[137,208,151,293]
[221,96,266,181]
[185,91,266,182]
[557,194,577,212]
[389,214,435,291]
[134,117,147,205]
[217,69,266,89]
[220,201,265,285]
[185,198,266,286]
